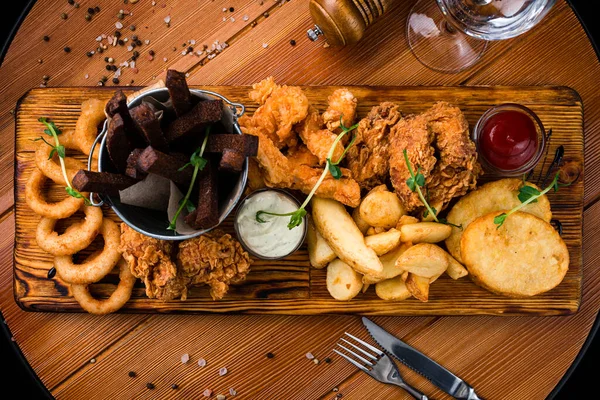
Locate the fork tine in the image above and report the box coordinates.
[344,332,383,355]
[333,349,370,373]
[341,338,378,360]
[336,343,374,366]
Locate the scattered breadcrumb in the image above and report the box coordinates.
[216,395,226,400]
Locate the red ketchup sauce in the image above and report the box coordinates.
[480,110,538,170]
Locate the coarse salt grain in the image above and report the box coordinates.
[306,352,314,360]
[85,74,89,79]
[164,15,171,24]
[120,61,129,67]
[130,61,136,68]
[203,389,212,397]
[222,7,227,12]
[207,53,216,59]
[229,388,237,396]
[127,45,134,52]
[196,50,203,56]
[114,68,122,78]
[152,1,156,5]
[262,43,268,48]
[222,17,226,22]
[181,353,190,364]
[96,36,103,42]
[190,39,196,45]
[198,358,206,367]
[181,50,187,56]
[219,367,228,376]
[163,57,168,62]
[116,22,124,29]
[185,73,190,77]
[230,17,235,22]
[243,15,249,21]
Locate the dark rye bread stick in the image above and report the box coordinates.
[184,161,218,230]
[72,170,138,195]
[165,100,223,143]
[206,134,258,156]
[125,149,147,180]
[105,90,146,148]
[130,103,169,152]
[166,70,192,117]
[136,146,193,185]
[106,113,133,173]
[219,148,245,172]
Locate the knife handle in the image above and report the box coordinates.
[393,381,428,400]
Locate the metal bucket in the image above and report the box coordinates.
[88,87,247,240]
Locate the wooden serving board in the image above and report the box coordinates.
[14,86,583,316]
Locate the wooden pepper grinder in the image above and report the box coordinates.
[307,0,394,46]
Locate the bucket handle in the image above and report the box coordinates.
[87,122,107,207]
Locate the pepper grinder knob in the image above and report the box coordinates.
[307,0,392,46]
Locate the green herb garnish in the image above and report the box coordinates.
[256,116,358,229]
[494,172,567,228]
[37,117,89,205]
[167,126,211,231]
[403,149,441,223]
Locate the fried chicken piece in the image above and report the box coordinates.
[424,102,482,212]
[287,143,320,167]
[322,88,358,132]
[119,224,190,300]
[241,118,361,207]
[177,230,252,300]
[247,77,309,148]
[346,102,402,190]
[296,107,344,165]
[389,113,436,212]
[246,157,267,194]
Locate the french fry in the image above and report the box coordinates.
[352,207,371,235]
[312,197,383,276]
[363,243,410,284]
[395,243,448,278]
[445,253,469,280]
[366,226,386,236]
[405,273,430,302]
[359,187,405,229]
[400,222,452,244]
[375,276,412,300]
[364,229,402,256]
[326,259,363,300]
[307,216,337,269]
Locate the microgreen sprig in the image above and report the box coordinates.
[494,172,568,228]
[167,126,211,231]
[403,149,439,222]
[37,117,89,205]
[256,116,358,229]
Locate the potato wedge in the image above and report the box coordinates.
[395,243,448,278]
[396,215,419,230]
[405,273,430,302]
[400,271,409,281]
[352,207,370,235]
[446,179,552,263]
[400,222,451,244]
[363,243,410,284]
[362,283,370,293]
[326,259,363,300]
[312,197,383,276]
[445,253,469,280]
[375,276,412,300]
[365,229,402,256]
[307,216,337,269]
[366,226,386,236]
[461,211,568,297]
[359,188,405,229]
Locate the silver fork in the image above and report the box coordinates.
[334,332,429,400]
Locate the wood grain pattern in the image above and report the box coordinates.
[14,86,584,316]
[1,0,600,399]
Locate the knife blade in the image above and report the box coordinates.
[362,317,483,400]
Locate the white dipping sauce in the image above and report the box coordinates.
[236,191,305,258]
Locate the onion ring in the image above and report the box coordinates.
[54,219,122,284]
[67,98,106,158]
[36,204,103,256]
[25,168,84,219]
[35,141,85,185]
[71,258,136,315]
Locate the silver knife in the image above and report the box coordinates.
[362,317,483,400]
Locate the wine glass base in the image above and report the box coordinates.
[407,0,488,74]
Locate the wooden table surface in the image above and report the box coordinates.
[1,1,599,399]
